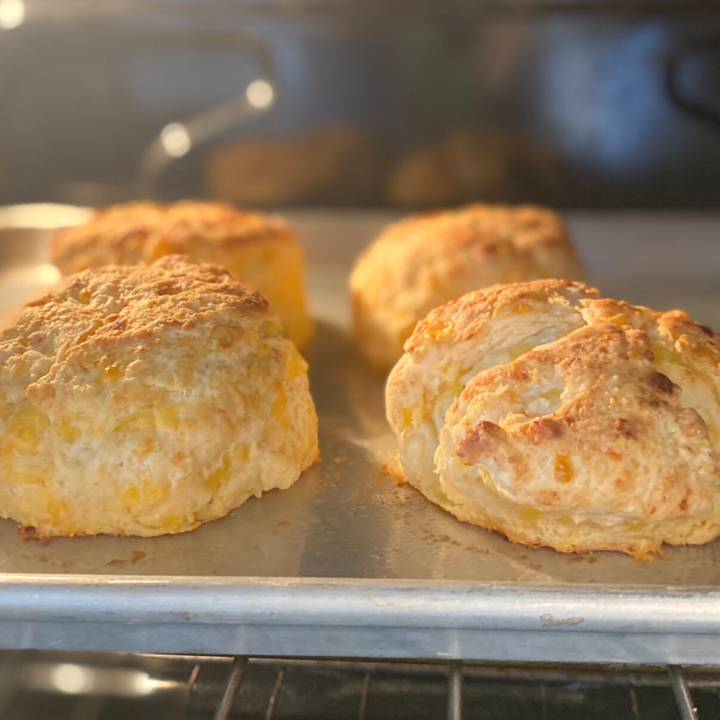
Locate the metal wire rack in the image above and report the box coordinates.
[192,657,711,720]
[1,651,718,720]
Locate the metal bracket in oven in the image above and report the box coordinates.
[132,30,277,197]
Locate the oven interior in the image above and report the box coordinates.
[1,2,720,718]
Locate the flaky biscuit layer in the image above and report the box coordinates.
[387,279,720,557]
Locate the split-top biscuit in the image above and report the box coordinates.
[387,279,720,557]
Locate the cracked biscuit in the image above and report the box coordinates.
[386,279,720,557]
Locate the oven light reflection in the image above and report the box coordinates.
[246,79,274,109]
[0,0,24,29]
[45,663,171,696]
[21,661,180,697]
[50,664,95,695]
[160,122,192,158]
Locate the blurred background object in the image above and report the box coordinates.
[207,126,388,205]
[0,0,719,208]
[386,129,569,207]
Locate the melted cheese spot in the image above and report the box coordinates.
[156,404,180,432]
[287,354,306,380]
[543,388,563,403]
[423,321,454,343]
[102,363,123,383]
[60,419,81,443]
[518,506,543,523]
[402,408,414,430]
[159,515,185,532]
[554,453,574,484]
[122,482,170,508]
[5,404,50,454]
[113,410,155,433]
[272,388,289,430]
[205,454,231,491]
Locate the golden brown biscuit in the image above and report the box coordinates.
[51,201,313,349]
[387,130,568,208]
[206,126,386,206]
[350,204,582,371]
[386,279,720,557]
[0,256,318,537]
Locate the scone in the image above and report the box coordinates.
[386,279,720,557]
[0,256,318,537]
[350,204,582,371]
[51,201,313,349]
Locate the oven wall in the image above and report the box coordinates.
[1,5,719,207]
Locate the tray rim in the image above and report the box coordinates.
[2,574,720,662]
[1,574,720,633]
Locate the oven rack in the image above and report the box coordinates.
[176,655,713,720]
[4,650,715,719]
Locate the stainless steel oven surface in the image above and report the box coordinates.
[1,2,720,718]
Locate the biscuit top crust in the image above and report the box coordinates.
[51,201,293,273]
[406,278,597,354]
[388,203,569,251]
[447,306,720,521]
[364,203,573,283]
[0,256,274,401]
[390,278,720,529]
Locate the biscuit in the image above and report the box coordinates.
[350,204,582,371]
[387,130,567,208]
[206,126,386,206]
[386,279,720,557]
[51,201,313,349]
[0,256,318,537]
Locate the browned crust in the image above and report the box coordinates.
[388,278,720,557]
[2,255,272,383]
[51,201,294,274]
[407,278,598,353]
[393,203,571,250]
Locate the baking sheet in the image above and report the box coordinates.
[1,206,720,662]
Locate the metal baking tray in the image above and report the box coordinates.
[1,205,720,664]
